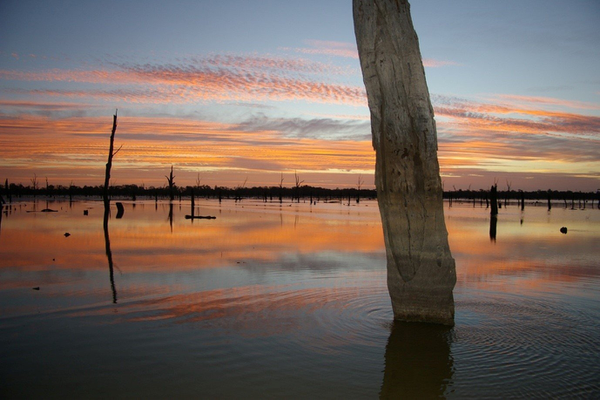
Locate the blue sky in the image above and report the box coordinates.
[1,0,599,190]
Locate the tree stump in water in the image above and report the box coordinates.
[354,0,456,325]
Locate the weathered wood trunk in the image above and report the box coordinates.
[354,0,456,325]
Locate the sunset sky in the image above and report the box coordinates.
[1,0,599,191]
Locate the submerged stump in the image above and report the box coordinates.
[354,0,456,325]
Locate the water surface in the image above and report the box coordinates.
[1,199,599,398]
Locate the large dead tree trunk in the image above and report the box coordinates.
[354,0,456,325]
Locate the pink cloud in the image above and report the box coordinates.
[287,40,458,69]
[1,55,368,106]
[422,58,460,68]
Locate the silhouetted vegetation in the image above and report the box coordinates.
[2,179,599,209]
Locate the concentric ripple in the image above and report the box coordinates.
[451,291,600,398]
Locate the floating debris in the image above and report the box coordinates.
[185,215,216,220]
[116,202,125,219]
[41,208,58,213]
[64,232,71,237]
[32,287,40,290]
[560,227,568,234]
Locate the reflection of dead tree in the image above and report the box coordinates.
[489,214,497,243]
[168,203,174,232]
[103,204,118,304]
[520,190,525,211]
[165,165,176,202]
[103,111,121,206]
[294,171,304,203]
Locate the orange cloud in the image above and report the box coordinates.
[0,114,375,187]
[1,54,367,106]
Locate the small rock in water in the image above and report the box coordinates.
[64,232,71,237]
[83,210,88,216]
[560,227,568,234]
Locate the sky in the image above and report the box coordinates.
[1,0,599,191]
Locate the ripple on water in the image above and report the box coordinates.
[452,292,600,398]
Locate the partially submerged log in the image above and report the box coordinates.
[185,215,216,220]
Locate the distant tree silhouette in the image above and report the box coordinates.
[165,165,176,202]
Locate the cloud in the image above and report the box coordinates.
[287,40,359,59]
[0,114,375,187]
[422,58,460,68]
[283,40,458,68]
[432,94,600,139]
[236,115,371,141]
[1,54,367,106]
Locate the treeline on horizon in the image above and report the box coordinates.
[1,180,599,206]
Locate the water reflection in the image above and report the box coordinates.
[0,200,599,398]
[380,322,454,399]
[489,216,497,242]
[103,203,118,303]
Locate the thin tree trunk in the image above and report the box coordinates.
[103,112,118,206]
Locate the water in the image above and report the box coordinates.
[1,199,599,399]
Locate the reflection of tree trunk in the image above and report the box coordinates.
[380,322,454,398]
[168,203,174,232]
[103,203,117,304]
[116,202,125,219]
[489,216,498,243]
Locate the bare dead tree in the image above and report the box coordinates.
[30,173,38,197]
[505,179,512,207]
[294,170,304,203]
[236,177,248,202]
[165,165,176,202]
[103,111,121,205]
[356,174,364,204]
[279,173,284,204]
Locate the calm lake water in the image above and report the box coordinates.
[1,198,599,399]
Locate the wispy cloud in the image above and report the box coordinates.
[282,40,458,68]
[1,54,367,106]
[422,59,460,68]
[287,40,359,59]
[433,94,600,139]
[236,114,370,141]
